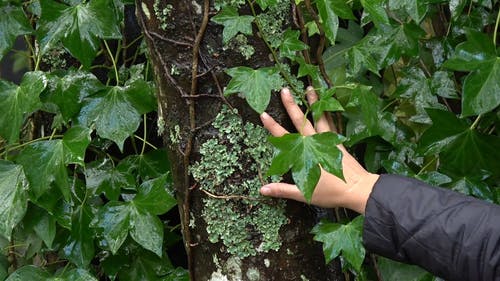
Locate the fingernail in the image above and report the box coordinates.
[281,88,291,96]
[260,186,272,196]
[306,86,314,92]
[260,112,270,119]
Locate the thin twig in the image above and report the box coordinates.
[149,31,194,47]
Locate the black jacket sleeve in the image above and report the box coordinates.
[363,174,500,281]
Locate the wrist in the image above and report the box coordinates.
[342,173,379,214]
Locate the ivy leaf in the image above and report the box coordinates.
[311,88,344,122]
[361,0,390,27]
[58,268,98,281]
[0,161,28,241]
[344,86,397,145]
[211,7,254,44]
[78,80,155,151]
[460,60,500,117]
[451,176,498,203]
[128,208,163,257]
[224,66,281,114]
[419,109,500,177]
[92,179,168,256]
[16,140,69,200]
[5,266,50,281]
[443,31,499,117]
[62,126,91,166]
[117,249,175,281]
[255,0,279,10]
[133,175,177,215]
[449,0,468,20]
[23,206,56,248]
[0,2,33,59]
[92,202,131,255]
[311,216,365,271]
[42,70,104,123]
[443,31,496,72]
[85,160,136,201]
[315,0,339,45]
[37,0,121,68]
[388,0,429,23]
[118,148,171,181]
[430,71,458,99]
[0,71,47,144]
[63,205,95,267]
[395,67,447,124]
[267,132,345,201]
[279,29,309,59]
[378,257,434,281]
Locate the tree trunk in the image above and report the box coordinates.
[136,1,343,280]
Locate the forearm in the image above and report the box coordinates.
[363,174,500,281]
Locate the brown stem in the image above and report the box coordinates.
[304,0,333,88]
[183,0,210,279]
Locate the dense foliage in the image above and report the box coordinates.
[0,0,187,280]
[0,0,499,280]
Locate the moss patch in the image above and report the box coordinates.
[190,106,287,258]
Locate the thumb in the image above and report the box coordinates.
[260,183,306,203]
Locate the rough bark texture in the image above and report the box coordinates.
[136,1,343,280]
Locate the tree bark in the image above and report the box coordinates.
[136,1,343,280]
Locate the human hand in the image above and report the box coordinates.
[259,87,379,214]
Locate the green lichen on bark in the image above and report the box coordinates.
[190,106,287,258]
[153,0,173,30]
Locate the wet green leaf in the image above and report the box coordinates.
[267,132,345,201]
[279,29,309,59]
[443,31,500,116]
[117,248,174,281]
[24,206,56,248]
[63,205,95,267]
[5,266,50,281]
[0,2,33,59]
[211,7,254,44]
[0,71,47,144]
[62,126,91,166]
[419,109,500,177]
[361,0,389,26]
[58,268,98,281]
[312,216,365,271]
[461,59,500,117]
[311,89,344,122]
[78,81,154,151]
[395,67,447,124]
[451,176,498,203]
[378,257,434,281]
[16,140,69,200]
[92,179,168,256]
[85,160,135,201]
[37,0,121,67]
[224,66,281,113]
[388,0,428,23]
[134,175,177,215]
[443,31,496,72]
[315,0,339,44]
[42,70,104,123]
[129,208,163,257]
[255,0,279,10]
[118,149,172,181]
[93,202,131,254]
[0,161,28,240]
